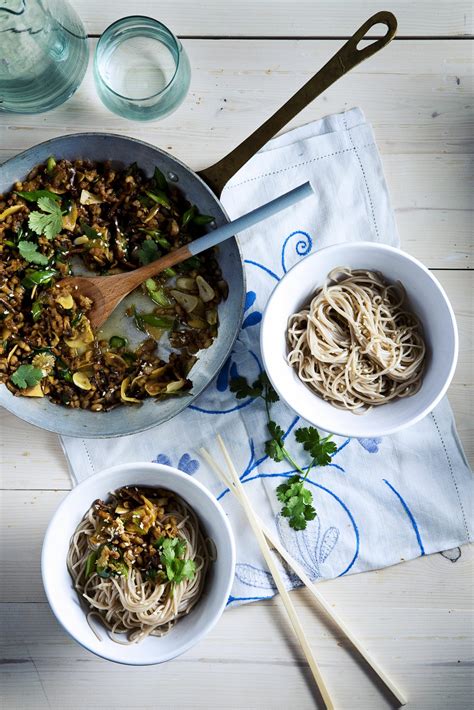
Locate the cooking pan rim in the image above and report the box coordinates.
[0,132,246,438]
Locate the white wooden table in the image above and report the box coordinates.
[1,3,473,708]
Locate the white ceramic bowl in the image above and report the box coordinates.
[41,463,235,665]
[261,242,458,438]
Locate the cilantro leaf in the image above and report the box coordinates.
[179,558,196,580]
[255,371,279,402]
[10,364,44,389]
[229,376,263,400]
[156,536,196,584]
[295,427,337,467]
[137,239,159,265]
[265,438,285,462]
[229,372,279,403]
[265,420,286,461]
[28,197,63,240]
[276,475,317,530]
[18,240,49,265]
[268,420,284,442]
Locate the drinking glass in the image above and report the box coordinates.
[94,16,191,121]
[0,0,89,114]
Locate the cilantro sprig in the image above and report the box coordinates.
[276,476,317,531]
[230,372,337,530]
[154,536,196,584]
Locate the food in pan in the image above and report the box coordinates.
[0,158,228,410]
[67,486,209,643]
[287,267,426,413]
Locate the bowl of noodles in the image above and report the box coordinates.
[41,462,235,665]
[260,242,458,438]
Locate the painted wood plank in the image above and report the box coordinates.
[1,41,472,269]
[0,271,472,491]
[73,1,474,37]
[0,547,472,709]
[2,40,472,159]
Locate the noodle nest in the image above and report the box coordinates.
[67,489,208,644]
[287,267,426,413]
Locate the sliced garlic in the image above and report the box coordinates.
[74,235,89,246]
[72,371,93,390]
[170,290,199,313]
[80,189,103,205]
[187,316,207,329]
[176,277,197,292]
[164,380,186,393]
[21,383,44,398]
[65,317,94,354]
[62,202,78,231]
[206,308,218,325]
[56,293,74,310]
[196,275,215,303]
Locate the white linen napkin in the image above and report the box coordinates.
[62,108,473,606]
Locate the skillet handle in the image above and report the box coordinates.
[198,11,397,195]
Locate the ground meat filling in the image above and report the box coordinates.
[0,159,226,411]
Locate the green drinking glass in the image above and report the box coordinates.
[0,0,89,114]
[94,16,191,122]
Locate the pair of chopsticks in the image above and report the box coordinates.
[201,436,406,710]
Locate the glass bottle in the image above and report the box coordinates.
[0,0,89,114]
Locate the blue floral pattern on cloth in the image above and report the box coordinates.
[357,437,382,453]
[235,514,340,592]
[153,452,200,475]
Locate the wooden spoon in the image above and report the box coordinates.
[58,181,313,330]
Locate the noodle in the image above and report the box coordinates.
[67,487,208,644]
[287,267,426,413]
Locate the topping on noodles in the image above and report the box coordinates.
[286,267,426,413]
[67,486,208,644]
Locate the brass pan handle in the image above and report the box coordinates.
[198,11,397,195]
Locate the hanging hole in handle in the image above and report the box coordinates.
[355,22,392,50]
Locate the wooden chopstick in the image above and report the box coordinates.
[201,441,407,708]
[203,437,335,710]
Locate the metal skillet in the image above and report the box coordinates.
[0,12,397,437]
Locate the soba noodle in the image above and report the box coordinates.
[67,487,208,644]
[287,267,426,413]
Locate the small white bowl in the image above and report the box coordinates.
[41,463,235,665]
[261,242,458,438]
